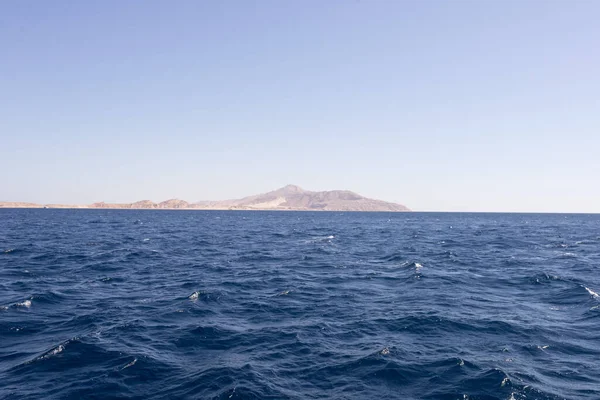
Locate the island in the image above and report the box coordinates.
[0,185,410,212]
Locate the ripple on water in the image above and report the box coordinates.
[0,210,599,399]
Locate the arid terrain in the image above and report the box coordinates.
[0,185,410,212]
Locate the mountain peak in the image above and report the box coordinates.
[278,184,304,193]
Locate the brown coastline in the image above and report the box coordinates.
[0,185,410,212]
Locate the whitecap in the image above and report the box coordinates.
[401,261,423,271]
[4,249,14,253]
[380,347,389,355]
[228,386,237,399]
[121,358,137,370]
[37,344,65,361]
[44,345,64,358]
[277,290,290,296]
[501,376,510,386]
[308,235,335,242]
[143,238,150,242]
[189,291,199,301]
[16,299,31,308]
[585,287,599,298]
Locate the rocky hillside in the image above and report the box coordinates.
[0,185,410,211]
[88,199,188,209]
[194,185,410,211]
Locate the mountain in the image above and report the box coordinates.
[199,185,410,211]
[159,199,190,209]
[0,185,410,211]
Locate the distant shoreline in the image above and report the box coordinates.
[2,205,598,214]
[0,185,411,212]
[0,205,408,212]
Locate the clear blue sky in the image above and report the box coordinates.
[1,1,599,212]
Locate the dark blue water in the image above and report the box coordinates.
[1,210,599,399]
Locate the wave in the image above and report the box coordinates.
[2,210,600,399]
[15,299,32,308]
[585,286,599,298]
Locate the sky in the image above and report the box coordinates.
[1,0,599,212]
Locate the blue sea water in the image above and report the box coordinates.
[1,210,599,400]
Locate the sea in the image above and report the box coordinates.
[1,209,599,399]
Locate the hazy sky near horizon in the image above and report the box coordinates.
[1,1,599,212]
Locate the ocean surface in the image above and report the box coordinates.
[1,210,599,400]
